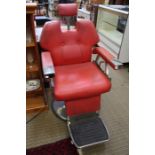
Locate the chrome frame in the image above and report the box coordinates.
[94,55,111,78]
[94,52,123,78]
[45,77,67,121]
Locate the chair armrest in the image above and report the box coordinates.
[93,47,122,70]
[41,51,55,78]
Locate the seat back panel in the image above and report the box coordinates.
[40,20,99,66]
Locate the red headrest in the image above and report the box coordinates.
[57,3,78,16]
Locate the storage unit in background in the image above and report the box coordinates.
[26,3,48,113]
[96,5,129,63]
[78,8,91,20]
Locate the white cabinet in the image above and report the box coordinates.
[96,5,129,63]
[78,9,90,20]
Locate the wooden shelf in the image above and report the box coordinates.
[26,42,35,47]
[26,3,47,113]
[26,95,48,113]
[26,86,43,97]
[26,64,39,72]
[26,3,37,14]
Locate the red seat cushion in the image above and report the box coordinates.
[54,62,111,100]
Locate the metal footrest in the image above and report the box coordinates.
[68,114,109,148]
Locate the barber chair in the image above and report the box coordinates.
[40,3,121,150]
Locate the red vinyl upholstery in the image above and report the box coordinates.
[40,4,112,116]
[57,3,78,16]
[41,52,54,69]
[65,96,100,116]
[41,52,55,76]
[54,62,111,100]
[93,47,116,69]
[40,19,99,66]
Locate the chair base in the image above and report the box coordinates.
[51,100,67,121]
[68,113,109,148]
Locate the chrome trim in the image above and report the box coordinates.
[43,66,55,76]
[95,54,100,63]
[99,60,105,67]
[65,16,71,30]
[105,63,110,77]
[95,59,111,79]
[56,105,67,120]
[77,148,83,155]
[112,58,123,67]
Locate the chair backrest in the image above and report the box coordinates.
[40,4,99,66]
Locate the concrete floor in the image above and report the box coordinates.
[27,66,129,155]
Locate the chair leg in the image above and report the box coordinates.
[77,148,83,155]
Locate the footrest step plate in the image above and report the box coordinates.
[68,116,109,148]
